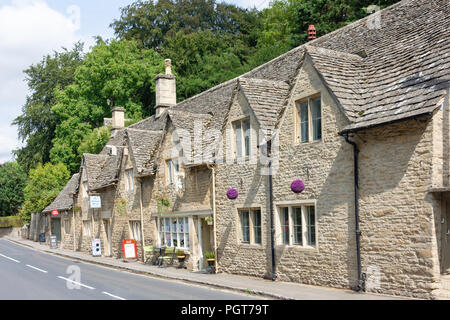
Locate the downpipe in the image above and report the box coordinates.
[343,133,365,292]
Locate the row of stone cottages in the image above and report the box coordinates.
[40,0,450,299]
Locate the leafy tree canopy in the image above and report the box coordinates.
[0,162,27,217]
[50,39,164,173]
[12,43,84,173]
[19,162,70,224]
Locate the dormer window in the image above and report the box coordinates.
[125,169,134,191]
[233,118,251,158]
[166,159,179,185]
[297,95,322,142]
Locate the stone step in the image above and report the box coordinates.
[434,289,450,300]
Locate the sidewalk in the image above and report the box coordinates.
[5,236,405,300]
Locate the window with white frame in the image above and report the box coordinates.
[278,204,316,247]
[297,96,322,142]
[166,159,179,185]
[232,118,251,158]
[82,181,88,198]
[83,220,91,237]
[158,217,189,249]
[239,209,262,245]
[129,221,142,241]
[125,169,134,191]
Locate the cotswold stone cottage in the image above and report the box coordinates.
[44,0,450,299]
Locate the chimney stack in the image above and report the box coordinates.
[307,25,317,41]
[112,106,125,130]
[154,59,176,117]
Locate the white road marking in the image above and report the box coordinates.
[57,276,95,290]
[26,264,48,273]
[0,253,20,263]
[102,291,126,300]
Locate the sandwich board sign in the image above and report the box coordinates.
[50,235,58,249]
[90,195,102,209]
[122,239,138,262]
[92,238,102,257]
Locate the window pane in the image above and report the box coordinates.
[241,211,250,243]
[293,207,302,245]
[307,206,316,246]
[253,210,261,244]
[311,98,322,140]
[282,207,290,245]
[243,120,251,157]
[166,160,173,183]
[299,102,309,142]
[234,122,242,157]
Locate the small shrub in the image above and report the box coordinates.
[0,216,24,228]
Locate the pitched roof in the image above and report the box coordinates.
[91,148,123,190]
[308,0,450,133]
[126,128,163,176]
[43,173,80,213]
[238,78,291,130]
[83,154,109,190]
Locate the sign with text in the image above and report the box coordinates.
[51,210,59,216]
[92,238,101,257]
[50,235,58,249]
[90,195,102,209]
[122,239,138,261]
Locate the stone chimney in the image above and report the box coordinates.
[112,106,125,130]
[154,59,176,117]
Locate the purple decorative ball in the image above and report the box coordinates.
[290,180,305,193]
[226,188,239,200]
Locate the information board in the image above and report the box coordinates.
[122,239,138,261]
[50,235,58,249]
[90,195,102,209]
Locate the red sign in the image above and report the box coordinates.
[51,210,59,216]
[122,239,138,261]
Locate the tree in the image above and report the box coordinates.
[0,162,27,217]
[78,126,111,156]
[12,43,85,173]
[19,163,70,224]
[50,39,164,173]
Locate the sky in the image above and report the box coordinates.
[0,0,270,164]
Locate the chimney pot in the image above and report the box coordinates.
[307,25,317,41]
[165,59,172,75]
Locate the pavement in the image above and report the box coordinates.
[3,236,407,300]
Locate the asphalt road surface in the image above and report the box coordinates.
[0,239,259,300]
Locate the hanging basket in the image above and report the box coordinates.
[226,188,238,200]
[290,179,305,193]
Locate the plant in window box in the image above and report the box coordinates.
[115,198,127,216]
[157,196,170,216]
[205,216,214,225]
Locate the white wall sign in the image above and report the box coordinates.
[90,195,102,209]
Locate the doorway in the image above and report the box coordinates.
[103,219,112,257]
[442,197,450,274]
[197,217,213,270]
[51,218,61,242]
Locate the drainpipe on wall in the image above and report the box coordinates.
[207,163,219,273]
[139,178,146,263]
[267,138,277,281]
[343,133,365,292]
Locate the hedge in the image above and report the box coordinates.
[0,216,24,228]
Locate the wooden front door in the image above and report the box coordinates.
[443,198,450,274]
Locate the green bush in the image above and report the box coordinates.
[0,216,24,228]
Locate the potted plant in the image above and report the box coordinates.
[157,196,170,216]
[205,216,214,225]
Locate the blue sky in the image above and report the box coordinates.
[0,0,269,164]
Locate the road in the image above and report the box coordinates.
[0,239,259,300]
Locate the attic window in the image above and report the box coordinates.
[125,169,134,191]
[232,118,251,158]
[296,95,322,143]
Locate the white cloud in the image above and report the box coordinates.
[0,0,83,164]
